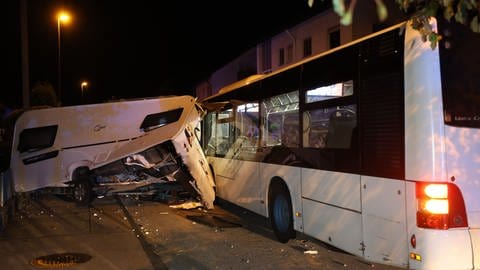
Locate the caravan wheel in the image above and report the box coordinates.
[73,179,94,206]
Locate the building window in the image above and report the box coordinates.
[303,37,312,57]
[329,27,340,49]
[261,40,272,73]
[287,44,293,63]
[279,48,285,66]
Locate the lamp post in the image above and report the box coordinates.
[57,11,70,105]
[81,81,88,103]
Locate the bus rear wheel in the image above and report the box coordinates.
[270,183,295,243]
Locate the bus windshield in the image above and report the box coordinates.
[439,19,480,128]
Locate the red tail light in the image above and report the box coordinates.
[416,182,468,229]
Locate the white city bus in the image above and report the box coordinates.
[200,17,480,269]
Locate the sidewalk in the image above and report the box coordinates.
[0,195,159,270]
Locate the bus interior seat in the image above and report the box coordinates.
[325,112,356,149]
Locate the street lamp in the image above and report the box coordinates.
[81,81,88,102]
[57,10,70,105]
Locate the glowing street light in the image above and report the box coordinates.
[81,81,88,102]
[57,10,71,105]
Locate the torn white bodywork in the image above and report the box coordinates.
[171,121,216,209]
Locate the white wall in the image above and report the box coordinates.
[269,9,350,72]
[209,48,256,94]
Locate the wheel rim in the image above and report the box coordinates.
[273,194,290,233]
[74,183,86,202]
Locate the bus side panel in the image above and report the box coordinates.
[301,169,362,257]
[302,199,363,257]
[301,169,361,212]
[361,176,408,268]
[208,157,229,198]
[211,157,264,215]
[261,163,302,231]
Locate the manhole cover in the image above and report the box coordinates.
[31,253,91,268]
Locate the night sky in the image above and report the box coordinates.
[5,0,330,108]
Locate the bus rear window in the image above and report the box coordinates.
[439,20,480,128]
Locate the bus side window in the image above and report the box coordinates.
[203,112,216,156]
[216,121,233,156]
[263,114,282,146]
[304,106,356,150]
[235,103,259,149]
[226,103,260,161]
[325,107,356,149]
[282,113,299,148]
[204,109,235,157]
[303,109,329,149]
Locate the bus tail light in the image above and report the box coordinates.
[416,182,468,229]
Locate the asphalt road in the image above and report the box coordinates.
[0,193,404,270]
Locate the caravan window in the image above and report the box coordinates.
[18,125,58,153]
[140,108,184,131]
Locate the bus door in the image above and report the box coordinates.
[209,103,265,214]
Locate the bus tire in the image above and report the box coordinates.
[270,182,295,243]
[72,178,94,206]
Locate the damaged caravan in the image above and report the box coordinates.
[2,95,215,209]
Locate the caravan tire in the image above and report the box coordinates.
[73,180,94,206]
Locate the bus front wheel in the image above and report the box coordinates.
[270,183,295,243]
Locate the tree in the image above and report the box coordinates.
[30,81,58,107]
[310,0,480,49]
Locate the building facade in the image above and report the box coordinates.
[196,1,407,100]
